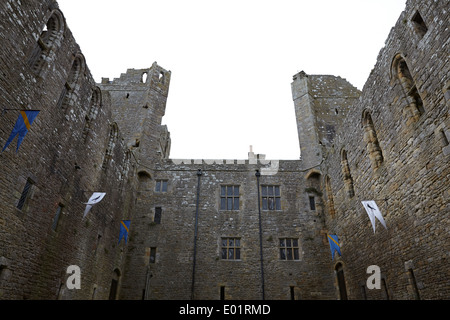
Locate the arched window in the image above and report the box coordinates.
[335,263,348,300]
[362,110,384,170]
[341,149,355,198]
[57,54,85,109]
[82,86,102,141]
[392,54,424,123]
[28,10,65,76]
[108,268,121,300]
[325,175,336,216]
[102,123,119,170]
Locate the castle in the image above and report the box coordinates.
[0,0,448,300]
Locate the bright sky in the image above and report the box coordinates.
[57,0,406,160]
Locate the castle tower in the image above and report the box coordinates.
[99,62,172,168]
[291,71,360,169]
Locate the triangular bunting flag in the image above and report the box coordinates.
[361,200,387,233]
[327,234,341,260]
[83,192,106,218]
[118,220,131,244]
[2,110,40,152]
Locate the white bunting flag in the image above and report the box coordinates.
[361,200,387,233]
[83,192,106,218]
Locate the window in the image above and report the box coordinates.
[57,54,85,109]
[28,10,64,76]
[362,111,384,170]
[221,238,241,260]
[325,175,336,216]
[149,247,156,263]
[220,286,225,300]
[51,204,63,231]
[392,55,424,122]
[341,149,355,198]
[82,87,102,141]
[102,123,118,170]
[411,11,428,39]
[309,196,316,211]
[220,186,239,210]
[17,179,34,210]
[155,180,168,192]
[279,238,299,260]
[261,185,281,211]
[407,268,421,300]
[154,207,162,224]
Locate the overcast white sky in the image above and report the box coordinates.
[57,0,406,160]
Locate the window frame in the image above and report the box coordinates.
[220,237,241,260]
[17,178,34,211]
[279,238,300,261]
[155,179,168,193]
[261,185,281,211]
[219,185,240,211]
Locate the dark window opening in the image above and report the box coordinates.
[309,196,316,211]
[408,268,421,300]
[149,247,156,263]
[411,11,428,38]
[51,204,63,231]
[17,179,33,210]
[220,286,225,300]
[154,207,162,224]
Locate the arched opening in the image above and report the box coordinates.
[108,268,121,300]
[82,86,102,141]
[335,263,348,300]
[141,72,148,83]
[57,54,85,109]
[362,110,384,170]
[392,54,424,122]
[325,175,335,216]
[341,149,355,198]
[29,9,65,75]
[102,123,119,170]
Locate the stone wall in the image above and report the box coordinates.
[0,0,136,299]
[311,0,449,299]
[0,0,448,300]
[120,158,335,300]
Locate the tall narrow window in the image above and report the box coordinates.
[220,286,225,300]
[341,149,355,198]
[407,268,421,300]
[363,111,384,170]
[82,87,102,141]
[279,238,299,261]
[261,185,281,211]
[220,185,239,211]
[17,178,34,210]
[154,207,162,224]
[392,55,424,122]
[221,238,241,260]
[51,204,63,231]
[325,176,335,216]
[149,247,156,263]
[102,123,119,170]
[309,196,316,211]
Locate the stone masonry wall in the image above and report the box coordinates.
[0,0,136,299]
[315,0,449,300]
[120,158,336,300]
